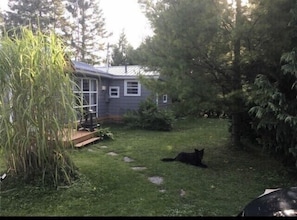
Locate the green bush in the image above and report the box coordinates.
[123,110,141,128]
[95,127,114,141]
[123,99,175,131]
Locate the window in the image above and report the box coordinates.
[124,80,141,96]
[73,77,98,118]
[109,86,120,98]
[163,94,168,103]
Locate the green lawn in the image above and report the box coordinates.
[0,117,295,216]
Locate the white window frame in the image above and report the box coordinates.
[109,86,120,98]
[163,94,168,103]
[124,80,141,96]
[73,77,98,117]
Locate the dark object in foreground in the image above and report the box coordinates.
[238,187,297,216]
[161,148,207,168]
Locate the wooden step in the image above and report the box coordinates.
[71,130,98,145]
[74,137,100,148]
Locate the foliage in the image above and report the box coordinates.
[136,0,248,145]
[65,0,109,64]
[247,1,297,169]
[0,0,109,65]
[123,110,142,128]
[137,0,297,147]
[110,30,136,66]
[248,52,297,168]
[95,127,114,141]
[123,99,175,131]
[0,27,78,187]
[1,0,70,35]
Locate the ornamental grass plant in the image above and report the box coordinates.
[0,27,78,187]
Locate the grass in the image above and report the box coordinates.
[0,117,296,216]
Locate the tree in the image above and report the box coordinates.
[137,0,249,124]
[137,0,297,148]
[111,30,136,66]
[1,0,72,37]
[230,0,243,146]
[137,0,225,113]
[65,0,109,65]
[111,30,128,66]
[248,0,297,168]
[1,0,109,65]
[0,27,78,187]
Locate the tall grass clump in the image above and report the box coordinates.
[0,27,78,187]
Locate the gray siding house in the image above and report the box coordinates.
[72,61,170,122]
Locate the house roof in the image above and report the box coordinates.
[72,61,109,77]
[72,61,159,79]
[97,65,159,78]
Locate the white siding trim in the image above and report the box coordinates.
[163,94,168,103]
[124,80,141,96]
[109,86,120,98]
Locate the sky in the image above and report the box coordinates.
[100,0,153,48]
[0,0,153,48]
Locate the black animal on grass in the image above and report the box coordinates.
[161,148,207,168]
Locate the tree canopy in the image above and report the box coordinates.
[1,0,109,65]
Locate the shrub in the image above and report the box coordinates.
[95,127,114,141]
[123,110,141,128]
[123,99,175,131]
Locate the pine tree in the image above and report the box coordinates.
[2,0,70,36]
[1,0,109,64]
[51,0,75,46]
[111,30,127,66]
[65,0,109,64]
[137,0,229,116]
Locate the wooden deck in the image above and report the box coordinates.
[63,129,100,148]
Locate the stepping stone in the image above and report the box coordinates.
[131,166,147,171]
[107,152,118,156]
[100,146,108,149]
[180,189,186,197]
[88,149,94,152]
[123,156,134,162]
[159,189,166,193]
[148,176,164,185]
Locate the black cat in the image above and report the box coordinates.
[161,148,208,168]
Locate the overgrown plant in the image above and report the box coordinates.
[0,27,79,187]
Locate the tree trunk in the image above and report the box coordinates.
[232,112,241,146]
[231,0,243,147]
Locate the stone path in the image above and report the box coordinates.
[104,147,165,187]
[148,176,164,185]
[123,156,134,162]
[107,152,118,156]
[131,167,147,171]
[99,146,108,149]
[99,145,185,195]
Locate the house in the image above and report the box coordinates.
[72,61,170,123]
